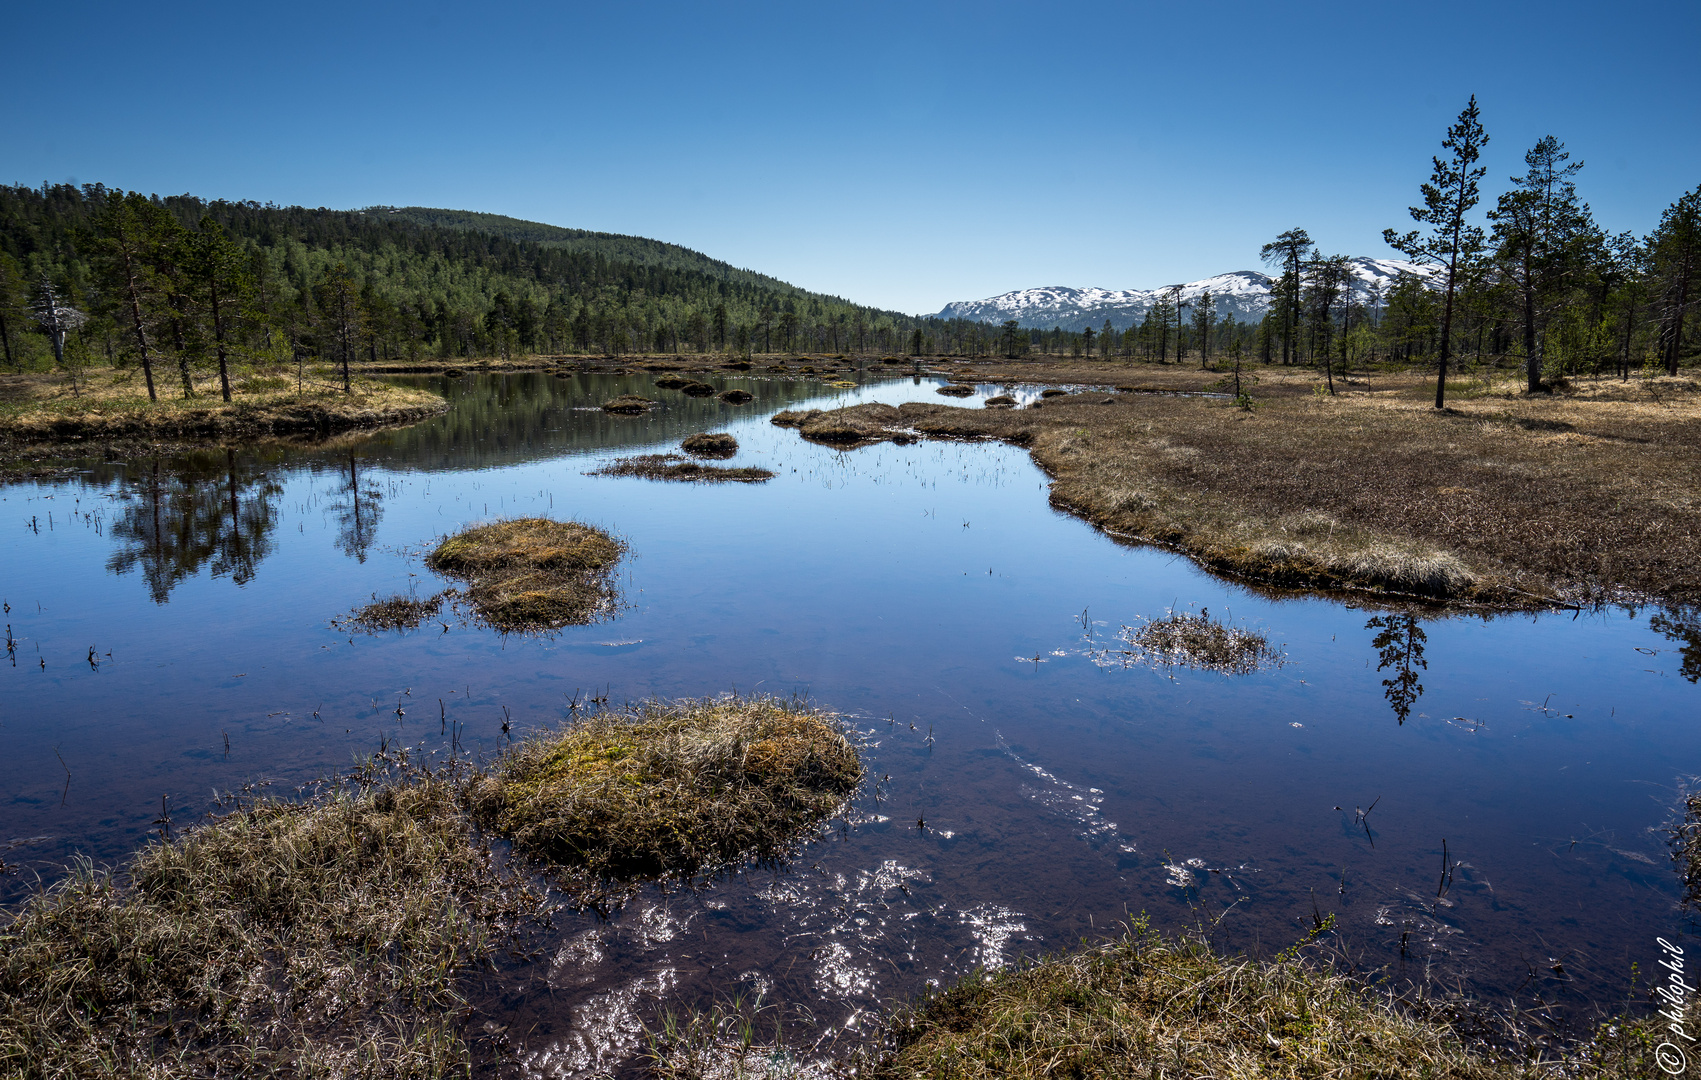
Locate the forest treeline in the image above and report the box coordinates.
[0,183,990,398]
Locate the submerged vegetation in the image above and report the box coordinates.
[869,919,1681,1080]
[590,453,773,483]
[468,697,862,880]
[0,769,544,1078]
[331,590,447,633]
[1098,608,1283,675]
[426,517,624,631]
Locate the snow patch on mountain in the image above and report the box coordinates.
[937,257,1439,331]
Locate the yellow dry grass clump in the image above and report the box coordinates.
[872,919,1685,1080]
[0,772,542,1078]
[470,697,863,879]
[427,517,625,631]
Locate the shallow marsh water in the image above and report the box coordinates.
[1,370,1697,1075]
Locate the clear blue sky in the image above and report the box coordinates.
[7,0,1697,315]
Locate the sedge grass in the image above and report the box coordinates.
[870,918,1689,1080]
[592,453,772,483]
[426,517,625,632]
[0,769,544,1079]
[468,696,863,881]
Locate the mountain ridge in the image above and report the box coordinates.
[936,257,1438,331]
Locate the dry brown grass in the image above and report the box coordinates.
[682,432,739,458]
[427,518,625,632]
[867,918,1689,1080]
[0,368,446,449]
[0,769,544,1079]
[1098,608,1284,674]
[773,366,1701,606]
[602,394,657,414]
[591,453,773,483]
[332,591,448,633]
[468,697,862,881]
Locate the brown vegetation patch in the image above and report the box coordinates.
[682,432,738,457]
[984,395,1016,408]
[717,389,754,404]
[653,375,691,389]
[600,394,656,414]
[467,697,862,880]
[772,369,1701,606]
[681,381,718,397]
[590,454,773,483]
[1095,608,1283,675]
[426,518,625,631]
[331,591,447,633]
[936,383,975,397]
[869,919,1680,1080]
[0,769,544,1078]
[1673,786,1701,911]
[0,369,446,450]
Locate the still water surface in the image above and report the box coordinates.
[2,372,1696,1074]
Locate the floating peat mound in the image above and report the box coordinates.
[1096,608,1283,675]
[985,395,1016,408]
[427,518,625,631]
[600,394,656,414]
[469,697,862,880]
[0,771,543,1078]
[332,590,446,633]
[682,432,738,458]
[936,383,976,397]
[591,453,771,483]
[680,381,718,397]
[653,374,691,389]
[771,402,902,446]
[717,389,754,404]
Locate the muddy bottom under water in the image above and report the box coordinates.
[2,370,1696,1075]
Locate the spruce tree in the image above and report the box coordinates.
[1385,95,1489,409]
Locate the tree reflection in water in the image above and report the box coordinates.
[329,452,384,562]
[1365,612,1428,724]
[106,451,283,603]
[1649,605,1701,683]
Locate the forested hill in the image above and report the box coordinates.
[378,206,807,296]
[0,183,946,366]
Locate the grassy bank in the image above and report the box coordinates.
[426,517,626,632]
[468,697,862,879]
[859,920,1685,1080]
[0,368,447,452]
[773,365,1701,607]
[0,769,543,1078]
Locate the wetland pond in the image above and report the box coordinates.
[3,371,1698,1075]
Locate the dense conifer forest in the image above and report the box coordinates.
[0,183,986,393]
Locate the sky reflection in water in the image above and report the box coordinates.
[2,370,1698,1073]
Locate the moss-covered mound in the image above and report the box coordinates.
[936,383,976,397]
[682,431,738,457]
[601,394,656,414]
[427,518,625,631]
[717,389,754,404]
[681,381,717,397]
[470,697,862,879]
[0,774,541,1078]
[874,920,1676,1080]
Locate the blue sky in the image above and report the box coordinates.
[7,0,1697,314]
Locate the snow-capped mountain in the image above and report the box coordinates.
[936,257,1438,331]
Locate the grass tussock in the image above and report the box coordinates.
[0,771,543,1079]
[591,454,773,483]
[1100,608,1283,675]
[872,919,1685,1080]
[936,383,975,397]
[682,432,739,458]
[681,381,718,397]
[468,697,863,880]
[332,590,447,633]
[0,368,446,449]
[427,517,625,632]
[601,394,657,414]
[717,389,754,404]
